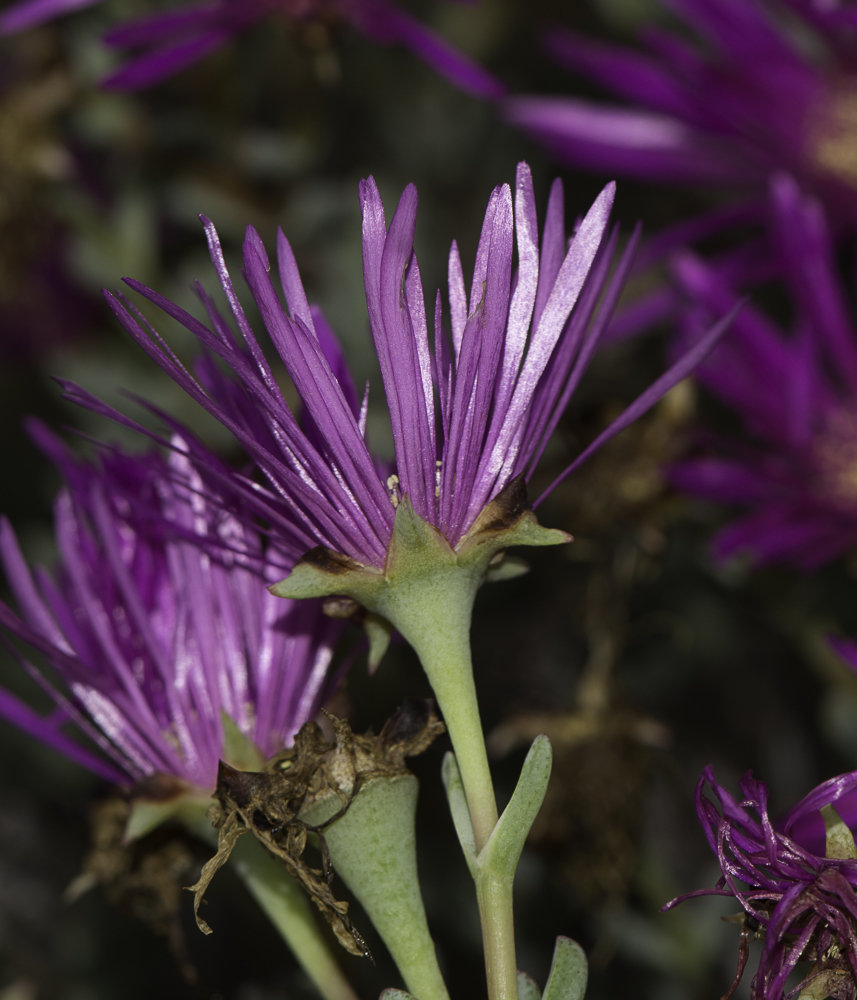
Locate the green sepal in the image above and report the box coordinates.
[441,736,552,882]
[441,752,477,875]
[221,711,265,771]
[124,788,211,843]
[542,937,588,1000]
[518,971,542,1000]
[268,548,382,601]
[479,735,552,881]
[457,510,570,568]
[386,497,457,577]
[268,477,571,616]
[365,612,395,675]
[484,555,530,584]
[822,804,857,859]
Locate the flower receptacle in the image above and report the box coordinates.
[301,775,450,1000]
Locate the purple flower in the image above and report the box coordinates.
[669,173,857,570]
[84,162,732,571]
[504,0,857,224]
[0,0,504,98]
[0,421,343,789]
[664,766,857,1000]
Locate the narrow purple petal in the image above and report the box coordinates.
[535,299,742,505]
[0,0,98,33]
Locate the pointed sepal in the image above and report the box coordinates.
[386,496,456,579]
[123,774,212,843]
[457,476,571,571]
[485,554,530,583]
[269,546,382,601]
[365,612,395,674]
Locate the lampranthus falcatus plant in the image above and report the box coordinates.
[62,160,740,1000]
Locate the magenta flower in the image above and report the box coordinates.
[669,174,857,570]
[0,421,343,789]
[84,162,732,572]
[664,766,857,1000]
[0,0,504,97]
[504,0,857,223]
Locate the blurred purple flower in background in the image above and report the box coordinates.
[85,163,733,570]
[669,174,857,570]
[665,766,857,1000]
[0,0,505,96]
[0,421,343,789]
[504,0,857,224]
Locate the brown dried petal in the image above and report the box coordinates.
[185,809,247,935]
[191,703,444,958]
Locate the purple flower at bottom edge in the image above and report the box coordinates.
[0,420,343,790]
[0,0,504,98]
[503,0,857,231]
[665,766,857,1000]
[78,162,734,573]
[668,174,857,571]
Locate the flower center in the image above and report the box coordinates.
[814,410,857,509]
[813,82,857,189]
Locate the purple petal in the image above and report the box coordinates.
[535,298,742,504]
[0,0,99,33]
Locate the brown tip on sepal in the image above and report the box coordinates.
[269,546,376,601]
[215,760,259,810]
[298,546,366,575]
[468,474,530,537]
[378,698,445,760]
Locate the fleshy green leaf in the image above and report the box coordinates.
[518,970,542,1000]
[441,752,477,873]
[480,735,552,880]
[542,937,588,1000]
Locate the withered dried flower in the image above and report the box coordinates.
[188,700,444,956]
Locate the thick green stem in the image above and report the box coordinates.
[380,574,517,1000]
[476,876,518,1000]
[403,602,498,853]
[230,835,360,1000]
[268,496,569,1000]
